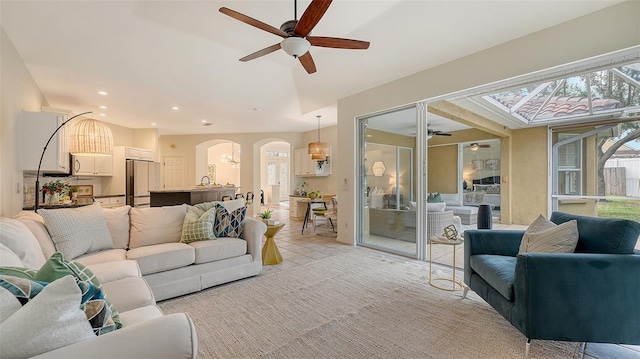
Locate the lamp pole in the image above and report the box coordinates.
[34,111,92,212]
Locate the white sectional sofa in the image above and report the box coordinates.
[1,199,266,358]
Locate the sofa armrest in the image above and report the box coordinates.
[514,253,640,344]
[464,230,524,284]
[242,217,267,263]
[31,313,198,359]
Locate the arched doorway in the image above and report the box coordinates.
[260,141,291,206]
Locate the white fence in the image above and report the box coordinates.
[605,158,640,197]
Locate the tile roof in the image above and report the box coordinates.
[495,95,621,121]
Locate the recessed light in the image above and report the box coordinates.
[99,105,107,109]
[151,123,157,126]
[99,113,106,117]
[171,106,180,111]
[200,120,208,123]
[97,91,108,95]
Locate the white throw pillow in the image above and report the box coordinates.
[426,202,446,212]
[0,218,46,269]
[0,287,22,324]
[519,214,579,254]
[221,198,246,213]
[38,203,114,259]
[103,205,131,249]
[129,204,187,248]
[0,275,95,358]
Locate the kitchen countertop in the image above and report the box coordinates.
[151,187,237,193]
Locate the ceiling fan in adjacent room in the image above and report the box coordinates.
[219,0,370,74]
[427,126,452,139]
[465,143,491,151]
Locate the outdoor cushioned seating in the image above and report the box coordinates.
[464,211,640,350]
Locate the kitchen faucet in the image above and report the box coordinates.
[201,176,211,186]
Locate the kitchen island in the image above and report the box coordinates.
[150,187,237,207]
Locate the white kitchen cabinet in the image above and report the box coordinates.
[294,148,332,177]
[94,196,125,208]
[72,155,113,176]
[125,147,153,161]
[20,111,70,173]
[289,197,308,220]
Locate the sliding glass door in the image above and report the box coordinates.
[356,104,427,258]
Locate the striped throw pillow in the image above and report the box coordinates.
[519,215,579,254]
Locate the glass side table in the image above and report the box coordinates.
[262,223,286,265]
[428,236,464,291]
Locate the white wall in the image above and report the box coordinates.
[1,27,48,216]
[207,142,241,186]
[336,1,640,244]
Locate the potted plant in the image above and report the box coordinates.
[41,180,70,204]
[258,209,273,223]
[70,185,79,200]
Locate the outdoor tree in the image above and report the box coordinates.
[597,121,640,196]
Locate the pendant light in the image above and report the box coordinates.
[308,115,329,161]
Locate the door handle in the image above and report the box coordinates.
[75,159,80,173]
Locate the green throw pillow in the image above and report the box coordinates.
[427,193,442,203]
[33,252,122,330]
[0,267,38,280]
[180,208,217,244]
[214,203,246,238]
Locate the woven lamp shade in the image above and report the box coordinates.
[69,119,114,156]
[308,142,329,161]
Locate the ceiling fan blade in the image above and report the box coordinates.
[298,52,317,74]
[219,7,289,38]
[239,43,282,62]
[307,36,370,49]
[436,133,452,136]
[294,0,332,37]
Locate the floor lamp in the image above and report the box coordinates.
[34,111,113,212]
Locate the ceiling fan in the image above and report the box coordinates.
[219,0,370,74]
[427,125,452,139]
[465,143,491,152]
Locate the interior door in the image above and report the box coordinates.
[164,156,185,189]
[267,159,289,201]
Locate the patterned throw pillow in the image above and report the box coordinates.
[0,274,115,335]
[0,267,38,280]
[519,215,579,254]
[32,252,122,330]
[214,203,246,238]
[37,202,113,259]
[180,208,216,244]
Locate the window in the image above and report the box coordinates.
[556,133,582,196]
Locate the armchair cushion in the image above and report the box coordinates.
[469,254,516,301]
[550,212,640,254]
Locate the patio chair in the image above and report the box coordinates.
[245,191,254,205]
[221,195,232,201]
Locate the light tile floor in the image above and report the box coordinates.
[258,206,639,359]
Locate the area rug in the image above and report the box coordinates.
[159,250,578,359]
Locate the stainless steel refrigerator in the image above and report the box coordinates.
[126,160,160,207]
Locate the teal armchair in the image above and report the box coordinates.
[463,212,640,355]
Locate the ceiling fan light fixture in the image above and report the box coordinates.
[281,37,311,58]
[470,143,480,152]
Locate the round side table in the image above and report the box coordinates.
[428,236,464,291]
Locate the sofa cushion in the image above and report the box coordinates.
[214,203,246,238]
[426,202,446,212]
[519,215,579,254]
[469,254,517,301]
[180,208,216,244]
[129,204,187,249]
[84,260,141,284]
[126,243,195,275]
[101,277,155,313]
[12,212,56,259]
[190,237,247,264]
[103,205,131,249]
[117,305,163,327]
[0,275,95,359]
[550,211,640,254]
[37,203,114,259]
[74,249,128,266]
[0,218,46,269]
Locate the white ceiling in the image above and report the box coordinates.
[1,1,621,135]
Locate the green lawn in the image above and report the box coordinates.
[598,198,640,222]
